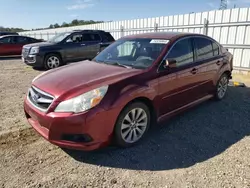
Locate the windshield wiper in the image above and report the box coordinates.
[103,60,132,69]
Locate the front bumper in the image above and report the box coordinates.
[23,97,120,151]
[22,54,44,67]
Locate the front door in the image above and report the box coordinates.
[158,37,203,117]
[0,36,15,56]
[63,33,84,62]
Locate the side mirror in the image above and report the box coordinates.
[164,59,177,68]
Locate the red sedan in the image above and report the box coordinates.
[0,35,43,56]
[24,32,233,151]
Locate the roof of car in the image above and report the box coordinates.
[0,35,28,38]
[122,32,203,40]
[0,31,18,34]
[0,35,20,38]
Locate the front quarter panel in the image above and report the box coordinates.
[80,75,159,144]
[104,75,159,117]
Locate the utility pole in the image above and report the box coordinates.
[219,0,227,10]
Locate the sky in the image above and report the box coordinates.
[0,0,250,29]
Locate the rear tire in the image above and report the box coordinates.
[214,73,229,100]
[44,53,62,70]
[114,102,151,148]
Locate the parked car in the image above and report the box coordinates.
[24,32,233,151]
[0,31,19,36]
[0,35,43,56]
[21,30,115,69]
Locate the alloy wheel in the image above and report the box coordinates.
[217,75,228,99]
[121,108,148,144]
[47,56,60,69]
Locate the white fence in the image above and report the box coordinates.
[20,7,250,71]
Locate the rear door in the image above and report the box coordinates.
[192,36,223,95]
[79,33,102,59]
[158,37,202,116]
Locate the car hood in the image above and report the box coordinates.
[24,41,55,48]
[32,60,142,99]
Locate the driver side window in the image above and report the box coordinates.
[66,34,82,43]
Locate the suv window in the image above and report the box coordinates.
[194,37,214,60]
[166,38,194,67]
[66,33,83,43]
[102,32,115,42]
[82,33,101,42]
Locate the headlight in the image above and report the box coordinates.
[30,46,39,54]
[54,86,109,113]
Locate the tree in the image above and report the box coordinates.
[54,23,60,28]
[1,19,105,31]
[71,19,79,26]
[0,26,25,32]
[61,22,69,27]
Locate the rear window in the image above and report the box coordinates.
[102,32,115,42]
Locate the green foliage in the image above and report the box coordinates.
[47,19,104,29]
[0,19,105,32]
[0,26,26,32]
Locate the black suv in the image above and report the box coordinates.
[0,31,19,36]
[22,30,115,69]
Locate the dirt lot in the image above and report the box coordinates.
[1,59,250,188]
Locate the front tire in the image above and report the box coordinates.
[44,53,62,70]
[215,73,229,100]
[114,102,151,148]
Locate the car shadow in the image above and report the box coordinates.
[0,56,21,60]
[63,86,250,171]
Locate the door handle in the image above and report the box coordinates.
[81,44,86,46]
[190,68,198,74]
[216,60,221,65]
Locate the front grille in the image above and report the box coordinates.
[28,86,54,111]
[22,47,30,57]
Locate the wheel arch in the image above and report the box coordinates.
[223,70,232,79]
[43,52,64,69]
[44,51,63,61]
[117,96,157,126]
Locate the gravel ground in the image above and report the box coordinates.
[1,59,250,188]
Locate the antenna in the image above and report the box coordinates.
[219,0,227,10]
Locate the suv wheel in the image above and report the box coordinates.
[114,102,151,148]
[215,73,229,100]
[44,54,62,70]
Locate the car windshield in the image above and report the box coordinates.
[48,32,71,43]
[93,38,169,69]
